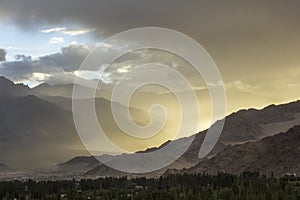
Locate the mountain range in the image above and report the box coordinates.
[0,76,299,178]
[0,77,148,170]
[49,99,300,178]
[178,124,300,176]
[0,77,88,169]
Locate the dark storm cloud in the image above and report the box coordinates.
[1,0,300,82]
[39,44,91,72]
[1,0,299,37]
[0,44,91,82]
[0,49,6,61]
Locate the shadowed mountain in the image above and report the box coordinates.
[0,83,88,170]
[178,125,300,176]
[33,83,97,99]
[183,100,300,160]
[1,76,300,176]
[0,77,151,170]
[47,156,101,176]
[84,165,126,177]
[41,96,150,126]
[0,76,35,97]
[33,83,74,98]
[56,100,300,177]
[33,82,112,99]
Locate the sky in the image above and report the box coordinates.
[0,23,96,61]
[0,0,300,114]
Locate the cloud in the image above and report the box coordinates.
[1,1,299,40]
[1,0,300,98]
[49,37,65,44]
[1,0,299,80]
[0,49,6,61]
[0,45,204,90]
[0,44,91,83]
[40,27,93,36]
[39,44,92,71]
[61,28,93,36]
[40,27,66,33]
[226,80,258,94]
[83,48,207,90]
[15,55,32,62]
[45,72,77,85]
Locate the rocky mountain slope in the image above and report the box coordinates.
[56,100,300,177]
[179,125,300,176]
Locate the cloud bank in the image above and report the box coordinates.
[0,44,91,85]
[40,27,93,36]
[0,0,300,104]
[1,0,300,82]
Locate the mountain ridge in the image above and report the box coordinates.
[1,76,300,177]
[176,124,300,176]
[0,76,149,170]
[54,100,300,177]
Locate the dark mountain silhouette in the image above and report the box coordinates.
[0,77,148,170]
[0,76,35,97]
[0,78,88,170]
[178,125,300,176]
[33,82,111,99]
[181,100,300,161]
[33,83,82,98]
[84,165,126,177]
[47,156,101,176]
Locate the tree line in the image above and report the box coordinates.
[0,172,299,199]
